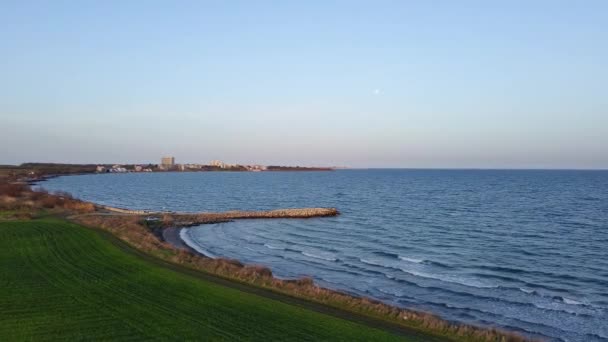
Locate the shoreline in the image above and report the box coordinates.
[162,227,217,259]
[162,227,191,251]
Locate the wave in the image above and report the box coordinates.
[399,280,597,318]
[264,243,285,250]
[302,251,338,262]
[417,296,594,340]
[474,264,527,274]
[531,302,590,316]
[558,296,584,306]
[399,256,424,263]
[424,260,452,268]
[264,243,334,256]
[341,261,395,278]
[399,268,498,289]
[369,251,425,264]
[359,258,495,289]
[369,252,450,269]
[511,287,605,311]
[360,258,393,268]
[393,280,590,315]
[179,229,217,258]
[377,287,400,296]
[519,287,536,294]
[468,272,522,284]
[372,251,400,259]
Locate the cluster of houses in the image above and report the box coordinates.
[95,157,269,174]
[243,164,267,172]
[209,160,266,171]
[95,165,153,173]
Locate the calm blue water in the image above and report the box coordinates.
[42,170,608,341]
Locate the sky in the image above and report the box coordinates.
[1,1,607,168]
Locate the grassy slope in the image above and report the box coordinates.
[0,218,412,341]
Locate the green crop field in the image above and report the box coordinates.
[0,218,413,341]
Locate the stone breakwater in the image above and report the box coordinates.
[102,206,152,215]
[166,208,339,227]
[201,208,339,219]
[100,206,339,226]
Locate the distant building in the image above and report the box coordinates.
[185,163,202,169]
[161,156,175,170]
[134,165,143,172]
[210,160,225,168]
[109,165,127,173]
[245,164,266,172]
[96,165,106,173]
[210,160,238,168]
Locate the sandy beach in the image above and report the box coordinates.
[162,227,194,251]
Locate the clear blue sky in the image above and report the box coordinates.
[1,1,606,168]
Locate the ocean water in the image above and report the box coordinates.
[42,170,608,341]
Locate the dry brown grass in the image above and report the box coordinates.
[0,182,95,214]
[0,183,28,197]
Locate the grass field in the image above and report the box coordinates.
[0,218,419,341]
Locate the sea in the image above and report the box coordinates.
[41,170,608,341]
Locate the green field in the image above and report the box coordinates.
[0,218,418,341]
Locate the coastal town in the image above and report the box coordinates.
[95,157,334,173]
[0,159,336,185]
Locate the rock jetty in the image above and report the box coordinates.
[167,208,339,227]
[100,206,339,227]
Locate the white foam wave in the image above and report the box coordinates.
[264,243,285,250]
[302,251,337,262]
[400,268,497,289]
[519,287,535,294]
[179,229,217,258]
[378,288,401,296]
[532,302,581,315]
[361,257,496,289]
[360,258,392,268]
[562,297,583,306]
[398,256,424,263]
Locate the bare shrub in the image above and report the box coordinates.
[293,277,314,286]
[40,196,58,208]
[15,212,33,220]
[161,214,174,226]
[0,183,27,197]
[241,265,273,279]
[64,200,95,213]
[29,188,48,200]
[0,195,17,210]
[53,190,74,199]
